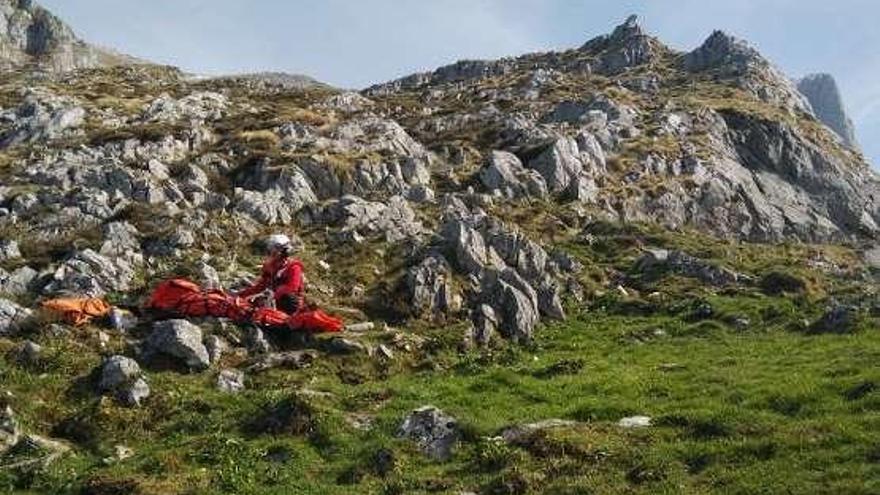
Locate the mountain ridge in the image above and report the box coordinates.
[364,16,878,243]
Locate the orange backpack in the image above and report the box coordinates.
[42,298,112,326]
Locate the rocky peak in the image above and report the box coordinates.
[0,0,135,72]
[684,30,811,113]
[609,15,644,42]
[578,15,660,75]
[683,30,760,73]
[797,73,860,150]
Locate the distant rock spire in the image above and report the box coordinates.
[797,73,860,150]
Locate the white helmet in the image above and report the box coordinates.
[266,234,292,252]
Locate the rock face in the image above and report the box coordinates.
[406,253,459,320]
[797,74,860,150]
[433,201,577,342]
[0,0,135,72]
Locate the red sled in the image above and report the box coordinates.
[289,309,344,333]
[146,278,343,334]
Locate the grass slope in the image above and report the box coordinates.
[2,290,879,494]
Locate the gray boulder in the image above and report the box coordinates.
[325,337,369,355]
[575,131,607,172]
[205,334,229,364]
[0,90,86,148]
[317,195,424,243]
[480,151,548,199]
[146,320,211,371]
[543,100,603,125]
[537,280,566,320]
[618,416,652,428]
[121,379,151,408]
[44,249,137,297]
[488,230,548,283]
[98,355,150,407]
[398,406,459,461]
[234,188,297,226]
[316,91,375,113]
[98,355,143,391]
[441,219,504,275]
[245,326,272,356]
[0,405,19,454]
[0,298,32,336]
[14,340,42,366]
[0,240,21,261]
[346,158,432,198]
[528,138,584,195]
[217,369,245,393]
[99,221,141,259]
[0,266,38,296]
[470,304,498,346]
[483,269,540,343]
[197,262,221,290]
[232,160,318,222]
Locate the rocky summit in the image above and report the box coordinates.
[0,7,878,495]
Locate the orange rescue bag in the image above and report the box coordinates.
[42,298,112,326]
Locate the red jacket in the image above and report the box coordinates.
[239,257,304,302]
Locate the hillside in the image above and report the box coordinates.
[0,11,878,495]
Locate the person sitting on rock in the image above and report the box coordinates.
[236,234,305,314]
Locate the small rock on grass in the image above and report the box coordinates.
[618,416,652,428]
[809,305,859,334]
[397,406,458,461]
[217,369,245,393]
[1,405,20,454]
[501,419,578,444]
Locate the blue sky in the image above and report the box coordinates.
[41,0,880,166]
